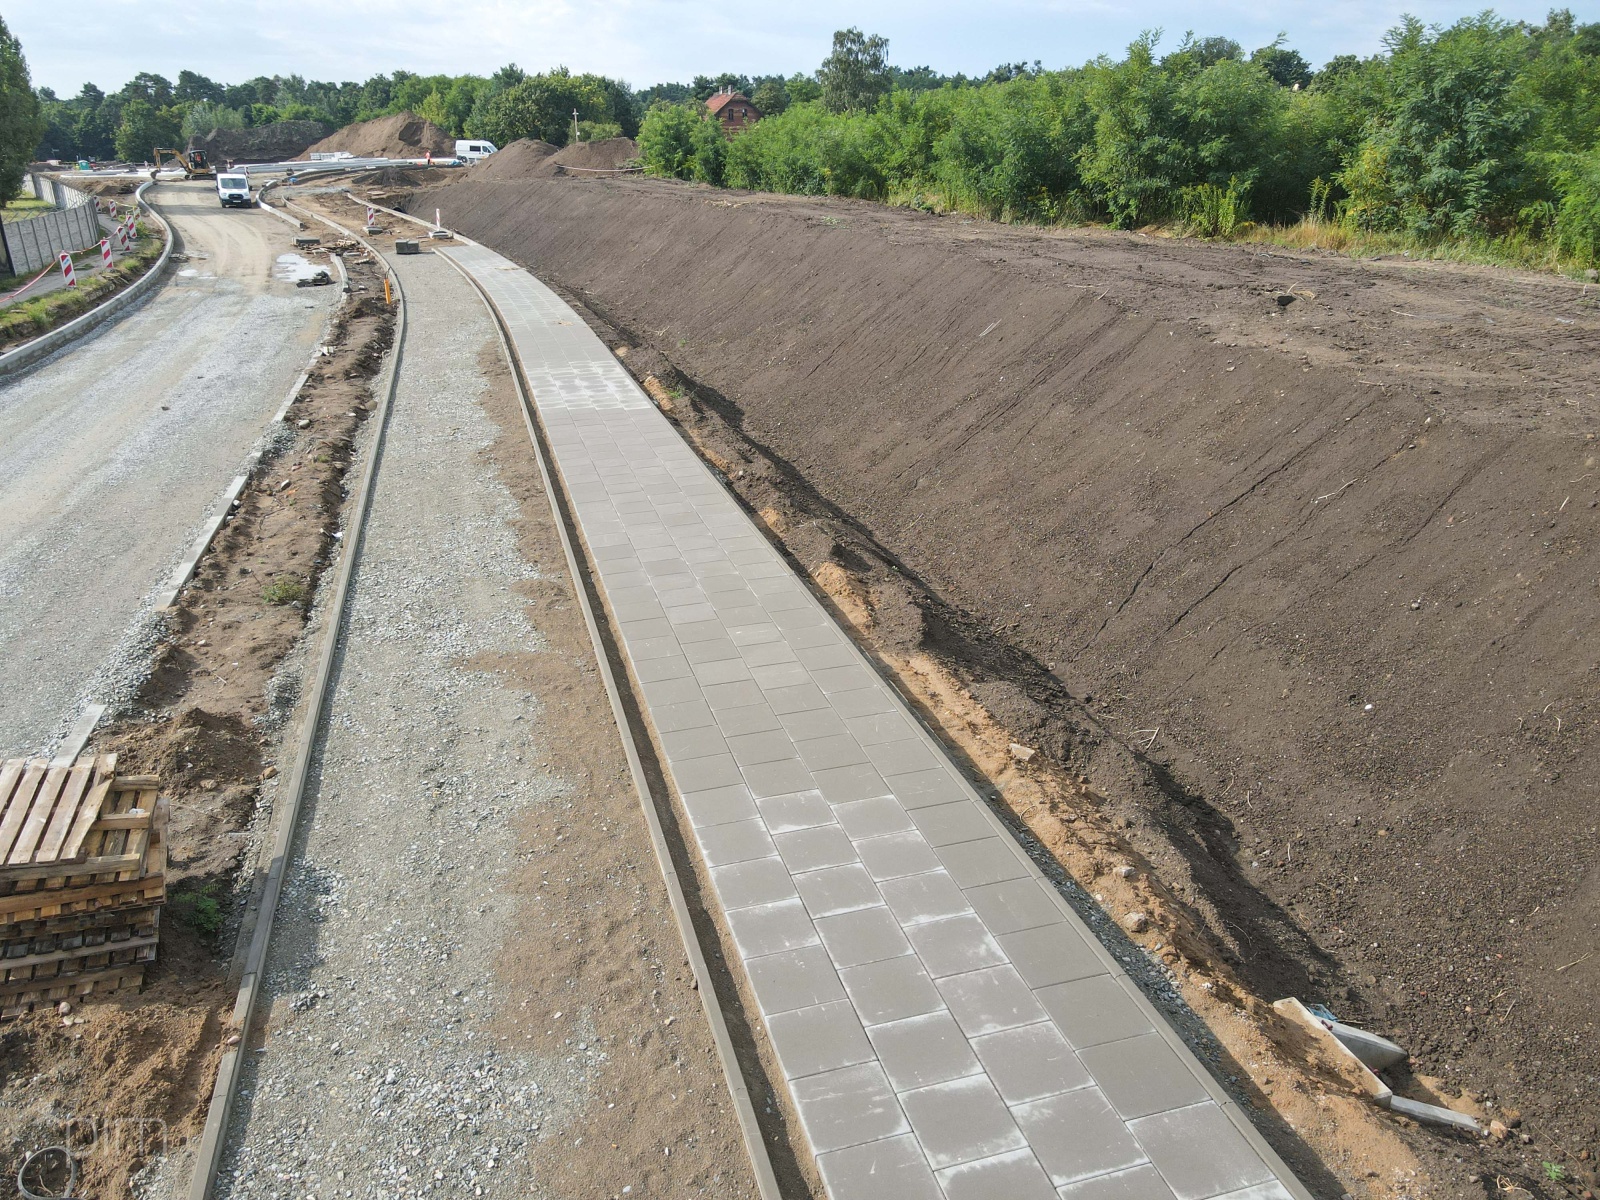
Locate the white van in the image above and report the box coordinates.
[217,173,252,208]
[454,139,497,163]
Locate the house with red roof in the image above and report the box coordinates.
[706,87,762,138]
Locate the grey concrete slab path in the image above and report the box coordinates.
[444,240,1313,1200]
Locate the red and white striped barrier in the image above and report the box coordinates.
[99,238,112,268]
[58,252,76,288]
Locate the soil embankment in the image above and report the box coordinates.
[466,137,636,182]
[417,174,1600,1192]
[306,112,453,159]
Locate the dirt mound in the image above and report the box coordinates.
[466,138,558,180]
[349,165,456,188]
[307,112,454,159]
[549,137,638,173]
[191,120,327,164]
[425,174,1600,1191]
[464,138,637,182]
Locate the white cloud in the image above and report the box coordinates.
[12,0,1567,96]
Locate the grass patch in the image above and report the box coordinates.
[0,196,55,223]
[261,577,307,606]
[1239,215,1586,275]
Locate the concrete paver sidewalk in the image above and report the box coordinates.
[444,241,1311,1200]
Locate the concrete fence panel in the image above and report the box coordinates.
[3,201,103,275]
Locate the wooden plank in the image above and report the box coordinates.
[34,761,95,864]
[0,852,145,883]
[0,964,144,1001]
[0,762,46,862]
[60,760,118,861]
[86,810,151,832]
[112,775,160,789]
[0,933,159,973]
[0,877,163,920]
[6,766,69,865]
[0,760,27,821]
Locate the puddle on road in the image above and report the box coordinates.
[273,253,326,284]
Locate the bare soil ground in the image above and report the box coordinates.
[0,253,394,1197]
[306,112,454,160]
[408,173,1600,1199]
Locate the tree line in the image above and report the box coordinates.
[639,14,1600,269]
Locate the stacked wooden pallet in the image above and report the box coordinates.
[1,754,167,1017]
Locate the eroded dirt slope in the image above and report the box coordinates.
[420,175,1600,1184]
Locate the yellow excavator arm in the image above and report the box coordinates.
[151,147,215,179]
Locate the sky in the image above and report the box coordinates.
[8,0,1574,97]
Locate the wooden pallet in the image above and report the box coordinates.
[0,965,146,1019]
[0,755,166,1016]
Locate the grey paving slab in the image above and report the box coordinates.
[446,242,1312,1200]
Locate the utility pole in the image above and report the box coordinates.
[572,108,580,143]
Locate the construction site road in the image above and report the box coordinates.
[0,179,335,757]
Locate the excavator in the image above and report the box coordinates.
[150,147,214,179]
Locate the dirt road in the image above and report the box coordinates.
[0,180,334,756]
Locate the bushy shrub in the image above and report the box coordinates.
[1554,147,1600,266]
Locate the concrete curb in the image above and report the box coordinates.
[0,180,174,381]
[50,703,107,768]
[184,205,407,1200]
[434,241,786,1200]
[151,473,252,612]
[255,191,304,230]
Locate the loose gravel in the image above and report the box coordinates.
[0,188,333,757]
[216,249,756,1200]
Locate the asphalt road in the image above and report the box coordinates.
[0,179,334,757]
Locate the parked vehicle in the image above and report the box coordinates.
[453,139,497,163]
[216,173,253,208]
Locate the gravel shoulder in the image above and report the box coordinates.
[217,247,758,1200]
[0,180,336,756]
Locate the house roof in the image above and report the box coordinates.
[706,91,759,117]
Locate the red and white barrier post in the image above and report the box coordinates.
[58,252,76,287]
[99,238,112,268]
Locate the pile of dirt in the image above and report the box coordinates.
[549,136,638,173]
[348,165,457,189]
[306,111,453,159]
[190,120,327,164]
[424,173,1600,1196]
[466,138,558,180]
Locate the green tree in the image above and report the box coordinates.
[786,73,822,104]
[1250,37,1312,88]
[819,28,892,113]
[1078,33,1187,226]
[0,16,44,202]
[693,73,751,102]
[175,70,225,104]
[638,101,726,183]
[120,72,174,107]
[181,101,244,141]
[751,79,789,116]
[474,70,610,147]
[115,98,180,161]
[1343,14,1535,236]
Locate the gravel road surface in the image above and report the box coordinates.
[0,180,334,756]
[217,247,757,1200]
